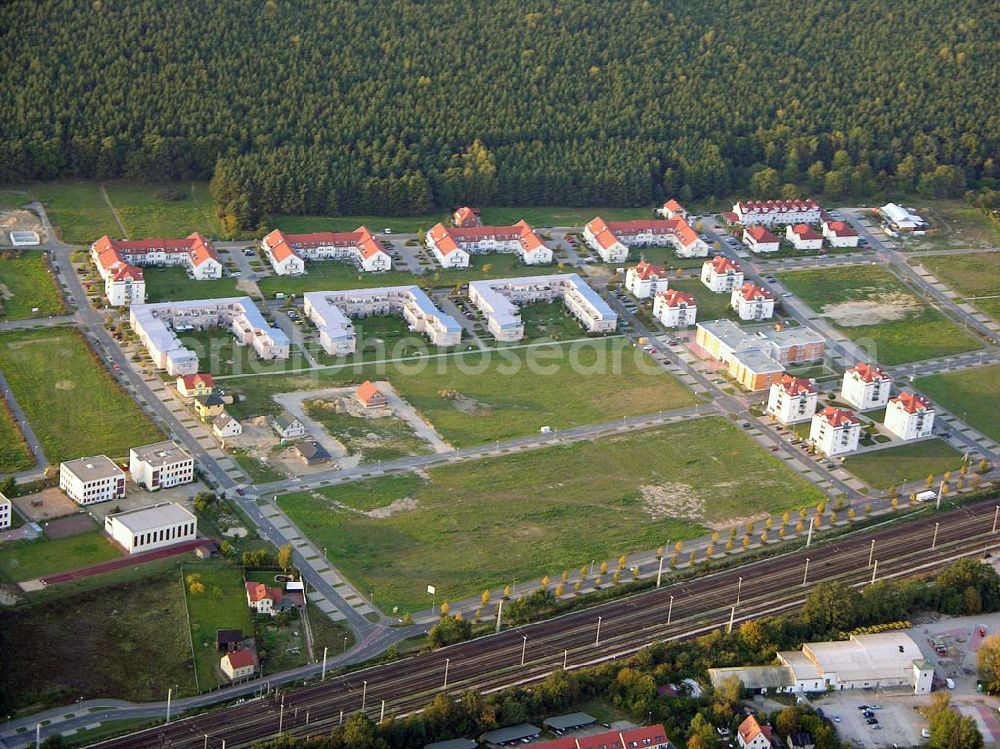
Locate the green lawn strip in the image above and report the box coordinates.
[423,253,565,286]
[0,570,195,710]
[258,261,419,297]
[917,252,1000,323]
[306,602,355,653]
[0,529,121,582]
[0,401,33,473]
[0,251,66,319]
[0,328,161,461]
[777,265,980,364]
[268,213,446,236]
[916,364,1000,442]
[226,338,697,447]
[668,278,741,324]
[182,563,253,689]
[515,300,594,342]
[278,417,824,612]
[303,401,431,463]
[841,438,966,490]
[478,206,652,227]
[28,181,120,244]
[143,267,241,303]
[103,181,222,238]
[63,718,163,748]
[230,449,285,483]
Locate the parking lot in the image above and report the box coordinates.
[812,695,927,748]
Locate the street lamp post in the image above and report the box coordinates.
[595,616,603,646]
[802,558,810,586]
[361,680,367,711]
[870,559,878,586]
[736,576,743,606]
[443,658,450,689]
[869,539,875,567]
[166,687,173,724]
[932,522,940,550]
[321,646,328,681]
[667,595,674,625]
[521,635,528,666]
[993,506,999,534]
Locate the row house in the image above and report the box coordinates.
[822,220,859,248]
[701,255,744,293]
[841,362,891,410]
[766,375,818,425]
[885,391,935,440]
[262,227,392,276]
[625,261,670,299]
[810,406,862,456]
[731,199,822,227]
[653,289,696,328]
[425,220,553,268]
[785,224,823,251]
[731,283,775,321]
[742,226,780,254]
[583,216,708,263]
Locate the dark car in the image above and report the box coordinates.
[858,705,870,711]
[866,718,879,726]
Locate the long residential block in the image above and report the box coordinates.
[583,216,708,263]
[468,274,617,341]
[262,227,391,276]
[130,297,290,376]
[303,286,462,355]
[426,220,553,268]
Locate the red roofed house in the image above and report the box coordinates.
[653,289,697,328]
[245,581,282,616]
[425,220,553,268]
[176,373,215,398]
[261,227,391,276]
[810,406,862,456]
[733,199,822,227]
[822,220,860,248]
[841,362,892,410]
[583,216,708,263]
[742,226,780,254]
[730,282,776,321]
[701,255,744,293]
[737,715,774,749]
[451,206,482,228]
[625,260,670,299]
[885,390,935,440]
[767,374,818,425]
[656,198,688,220]
[355,380,387,409]
[527,724,673,749]
[785,223,824,251]
[221,648,258,681]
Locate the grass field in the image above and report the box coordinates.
[917,252,1000,322]
[143,267,241,303]
[269,213,447,236]
[668,278,740,323]
[423,253,565,285]
[258,261,419,297]
[842,438,966,489]
[177,329,311,377]
[231,449,286,483]
[225,338,698,447]
[0,251,65,320]
[27,181,120,243]
[916,364,1000,442]
[104,181,222,238]
[0,328,161,461]
[777,265,980,364]
[0,401,33,473]
[304,401,432,463]
[278,417,825,611]
[0,529,121,582]
[478,206,651,227]
[0,571,195,711]
[183,564,253,689]
[516,301,592,341]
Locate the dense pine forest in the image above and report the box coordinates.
[1,0,997,228]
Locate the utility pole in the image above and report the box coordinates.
[595,616,603,646]
[667,595,674,625]
[656,555,664,588]
[870,559,878,586]
[321,646,328,681]
[35,724,40,749]
[361,680,367,711]
[727,605,735,634]
[495,599,504,633]
[563,649,568,669]
[443,658,450,689]
[936,481,943,510]
[993,505,999,534]
[521,635,528,666]
[806,516,814,547]
[379,700,385,723]
[802,558,810,586]
[736,576,743,606]
[166,687,173,724]
[932,522,940,550]
[279,702,284,734]
[869,539,875,567]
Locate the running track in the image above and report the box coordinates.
[39,539,207,585]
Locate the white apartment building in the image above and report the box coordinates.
[105,502,197,555]
[767,375,818,425]
[809,406,862,456]
[653,289,697,328]
[303,286,462,355]
[732,199,822,227]
[742,226,781,253]
[91,234,223,306]
[822,220,860,248]
[841,362,892,410]
[701,256,744,293]
[625,261,669,299]
[425,221,552,268]
[261,227,391,275]
[785,224,824,251]
[583,216,708,262]
[129,441,195,492]
[0,491,11,531]
[656,199,688,220]
[468,274,617,341]
[885,391,935,440]
[60,455,126,505]
[730,283,776,320]
[130,297,290,376]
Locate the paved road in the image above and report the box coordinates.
[0,313,76,332]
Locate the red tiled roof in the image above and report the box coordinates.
[586,216,700,250]
[823,220,858,237]
[789,224,822,240]
[452,206,481,227]
[355,380,382,404]
[245,581,282,604]
[179,373,214,390]
[737,199,821,214]
[530,724,671,749]
[735,282,775,302]
[850,362,890,383]
[429,220,548,255]
[92,233,220,274]
[264,227,388,263]
[744,226,779,243]
[819,406,860,427]
[707,255,741,274]
[657,289,695,308]
[630,260,667,280]
[892,391,932,414]
[779,374,816,396]
[738,715,769,745]
[224,649,257,669]
[663,199,684,213]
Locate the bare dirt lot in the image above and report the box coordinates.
[13,487,78,522]
[43,513,98,539]
[823,294,922,327]
[0,209,45,246]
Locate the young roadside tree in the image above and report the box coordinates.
[978,634,1000,694]
[277,543,294,572]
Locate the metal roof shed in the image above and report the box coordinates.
[425,740,478,749]
[542,712,597,732]
[481,723,540,746]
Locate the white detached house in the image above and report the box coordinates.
[785,224,824,251]
[743,226,780,254]
[841,363,892,410]
[885,391,935,440]
[822,220,859,248]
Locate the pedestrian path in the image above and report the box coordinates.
[0,369,48,475]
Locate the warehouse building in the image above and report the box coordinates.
[104,502,198,555]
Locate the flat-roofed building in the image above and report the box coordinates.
[885,390,935,440]
[583,216,708,262]
[767,375,818,425]
[696,320,786,391]
[469,274,617,341]
[879,203,928,234]
[426,220,552,268]
[303,286,462,355]
[60,455,126,505]
[701,256,744,293]
[261,227,391,276]
[129,441,195,491]
[104,502,197,554]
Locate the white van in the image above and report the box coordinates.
[946,678,955,689]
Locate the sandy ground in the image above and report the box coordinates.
[0,209,45,246]
[823,293,921,327]
[13,488,78,522]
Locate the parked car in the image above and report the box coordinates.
[865,718,879,725]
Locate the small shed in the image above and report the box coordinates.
[294,440,331,466]
[481,724,540,747]
[216,628,244,652]
[543,712,597,733]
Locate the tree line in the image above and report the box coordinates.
[1,0,997,230]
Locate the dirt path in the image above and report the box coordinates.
[99,183,129,238]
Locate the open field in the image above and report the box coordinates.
[0,400,33,473]
[478,206,652,227]
[0,528,121,582]
[0,571,195,711]
[777,265,980,364]
[916,364,1000,442]
[231,448,286,483]
[26,181,120,244]
[892,199,1000,252]
[225,338,698,447]
[143,267,241,303]
[278,417,825,611]
[269,213,446,236]
[258,261,418,297]
[103,181,222,238]
[0,328,161,461]
[0,251,65,320]
[916,252,1000,322]
[304,402,432,463]
[841,438,966,490]
[183,564,253,689]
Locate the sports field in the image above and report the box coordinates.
[917,252,1000,322]
[0,251,65,320]
[278,417,825,611]
[0,328,161,461]
[842,438,966,490]
[916,364,1000,442]
[778,266,980,364]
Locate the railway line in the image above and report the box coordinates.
[92,497,1000,749]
